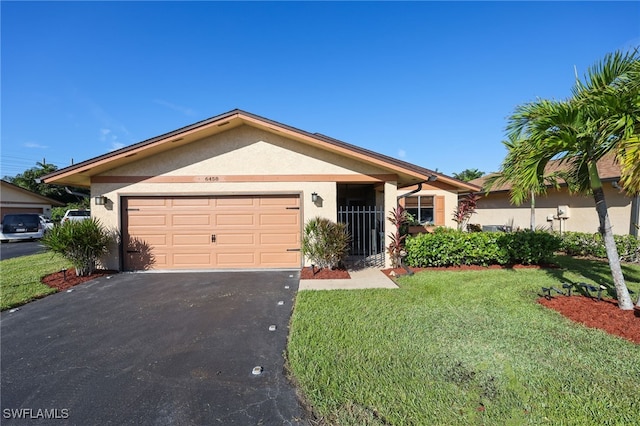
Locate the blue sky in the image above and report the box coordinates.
[2,1,639,180]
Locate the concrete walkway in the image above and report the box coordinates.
[299,267,398,290]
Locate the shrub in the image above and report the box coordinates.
[560,231,640,262]
[41,218,117,276]
[405,228,560,267]
[497,230,561,265]
[301,217,350,269]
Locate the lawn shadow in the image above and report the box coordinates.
[543,255,640,299]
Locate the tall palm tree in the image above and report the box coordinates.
[493,49,639,310]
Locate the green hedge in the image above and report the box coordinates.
[405,228,561,267]
[559,231,640,262]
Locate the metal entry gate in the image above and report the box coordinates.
[338,206,385,267]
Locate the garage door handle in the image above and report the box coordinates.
[211,234,216,243]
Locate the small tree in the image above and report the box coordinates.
[387,206,409,268]
[453,168,484,182]
[452,193,480,231]
[301,217,350,270]
[41,218,117,276]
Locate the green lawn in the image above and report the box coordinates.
[288,256,640,425]
[1,252,71,310]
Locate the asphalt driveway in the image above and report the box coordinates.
[1,271,308,425]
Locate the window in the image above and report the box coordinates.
[405,196,434,225]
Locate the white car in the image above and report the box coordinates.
[61,209,91,223]
[0,213,45,242]
[39,215,55,232]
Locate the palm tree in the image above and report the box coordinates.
[493,49,639,310]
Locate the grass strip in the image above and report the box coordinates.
[1,252,71,310]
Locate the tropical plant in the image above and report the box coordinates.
[387,206,409,268]
[4,161,89,204]
[301,217,350,270]
[490,49,640,309]
[453,168,484,182]
[452,193,480,231]
[41,218,117,276]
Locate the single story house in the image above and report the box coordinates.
[469,153,640,237]
[0,180,64,219]
[43,109,477,271]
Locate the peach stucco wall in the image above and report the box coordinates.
[473,186,633,235]
[91,125,400,269]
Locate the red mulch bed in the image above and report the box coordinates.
[382,264,640,345]
[300,267,350,279]
[539,296,640,344]
[41,268,118,290]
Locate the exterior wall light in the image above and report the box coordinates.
[311,192,318,203]
[94,196,108,206]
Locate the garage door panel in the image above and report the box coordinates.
[259,196,299,207]
[216,252,256,266]
[123,195,300,270]
[216,214,255,226]
[260,251,300,266]
[129,215,167,226]
[215,197,255,207]
[216,233,255,246]
[171,198,212,207]
[173,234,211,246]
[129,198,168,207]
[260,233,299,245]
[260,213,299,226]
[173,253,212,266]
[172,214,211,226]
[128,234,168,246]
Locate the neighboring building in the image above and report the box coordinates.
[0,180,64,219]
[43,109,477,271]
[469,154,640,236]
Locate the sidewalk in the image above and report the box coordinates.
[299,267,398,290]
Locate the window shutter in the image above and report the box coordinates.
[435,195,445,226]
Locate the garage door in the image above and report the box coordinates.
[122,195,301,270]
[1,207,43,219]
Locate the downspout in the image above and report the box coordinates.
[397,182,424,201]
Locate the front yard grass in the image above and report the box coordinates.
[1,252,71,311]
[288,255,640,425]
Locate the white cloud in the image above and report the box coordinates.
[24,142,48,149]
[110,142,125,151]
[99,128,112,141]
[154,99,196,116]
[397,149,407,159]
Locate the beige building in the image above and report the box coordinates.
[469,154,639,236]
[1,180,64,219]
[43,109,477,271]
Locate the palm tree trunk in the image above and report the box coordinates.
[530,191,535,230]
[591,182,634,310]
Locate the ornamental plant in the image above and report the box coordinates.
[301,217,350,270]
[41,218,117,276]
[387,206,409,268]
[452,193,480,231]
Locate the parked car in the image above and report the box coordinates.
[62,209,91,223]
[39,215,55,232]
[0,213,45,242]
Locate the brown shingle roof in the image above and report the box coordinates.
[471,152,622,193]
[42,109,480,192]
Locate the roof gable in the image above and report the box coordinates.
[42,109,478,192]
[1,180,65,206]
